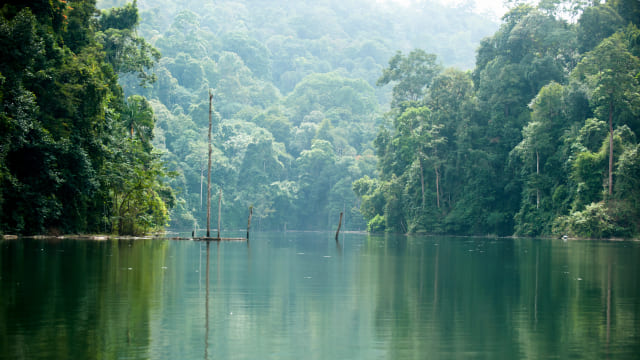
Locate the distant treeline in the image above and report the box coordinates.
[100,0,498,232]
[3,0,639,239]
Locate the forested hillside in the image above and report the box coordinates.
[0,0,173,235]
[97,0,498,232]
[356,0,640,238]
[4,0,637,239]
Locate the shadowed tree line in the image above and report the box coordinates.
[0,0,174,235]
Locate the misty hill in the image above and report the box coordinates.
[95,0,498,231]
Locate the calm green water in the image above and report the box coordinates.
[1,233,639,359]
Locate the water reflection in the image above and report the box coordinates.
[0,238,169,359]
[204,241,210,360]
[0,235,639,359]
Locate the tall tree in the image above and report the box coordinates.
[377,49,441,107]
[572,32,640,195]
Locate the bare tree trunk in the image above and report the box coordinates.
[536,150,540,209]
[206,90,213,237]
[419,158,425,208]
[608,101,613,196]
[434,165,441,209]
[433,145,441,209]
[246,206,253,240]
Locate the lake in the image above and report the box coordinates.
[1,233,639,359]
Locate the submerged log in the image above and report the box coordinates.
[193,237,246,242]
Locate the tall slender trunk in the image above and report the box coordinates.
[434,145,441,209]
[419,158,425,208]
[434,165,440,209]
[608,100,613,196]
[206,90,213,237]
[536,150,540,209]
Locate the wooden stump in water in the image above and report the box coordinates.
[247,206,253,240]
[335,212,343,241]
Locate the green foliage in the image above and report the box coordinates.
[97,1,160,86]
[74,0,640,239]
[104,140,173,235]
[377,49,442,106]
[577,4,624,53]
[348,1,640,238]
[367,214,385,233]
[0,1,173,235]
[554,202,616,239]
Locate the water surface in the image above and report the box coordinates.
[1,233,639,359]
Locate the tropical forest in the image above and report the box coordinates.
[1,0,639,239]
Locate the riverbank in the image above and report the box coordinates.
[0,234,165,241]
[2,232,638,241]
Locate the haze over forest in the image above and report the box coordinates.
[100,0,501,233]
[1,0,639,239]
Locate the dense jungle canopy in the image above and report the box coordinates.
[1,0,639,238]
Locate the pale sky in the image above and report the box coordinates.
[435,0,510,19]
[474,0,509,17]
[378,0,510,19]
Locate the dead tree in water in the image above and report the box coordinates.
[247,206,253,240]
[206,89,213,237]
[335,212,343,241]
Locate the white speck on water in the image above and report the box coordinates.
[296,252,305,255]
[304,276,312,279]
[127,267,133,270]
[576,277,583,281]
[161,266,168,269]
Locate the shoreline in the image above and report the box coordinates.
[1,232,638,242]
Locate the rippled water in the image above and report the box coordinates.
[1,233,639,359]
